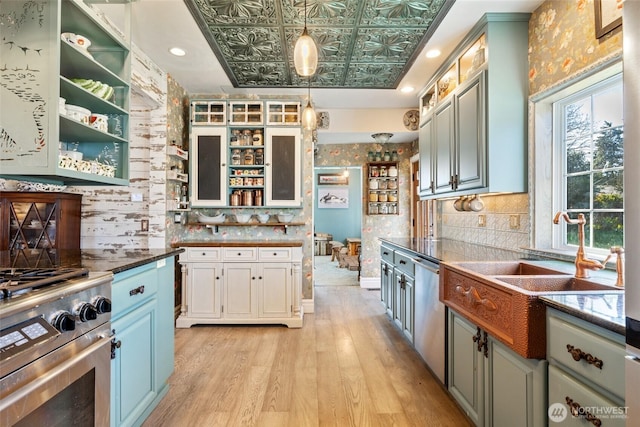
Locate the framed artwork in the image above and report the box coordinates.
[594,0,623,39]
[317,173,348,186]
[318,187,349,209]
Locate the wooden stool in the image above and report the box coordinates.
[346,238,361,256]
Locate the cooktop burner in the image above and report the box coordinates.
[0,268,89,299]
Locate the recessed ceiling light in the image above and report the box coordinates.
[169,47,186,57]
[426,49,441,59]
[400,86,414,93]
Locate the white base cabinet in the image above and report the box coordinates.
[448,309,547,427]
[176,245,303,328]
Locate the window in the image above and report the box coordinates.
[553,73,623,253]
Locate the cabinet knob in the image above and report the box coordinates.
[237,252,242,256]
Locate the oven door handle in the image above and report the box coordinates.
[0,334,111,415]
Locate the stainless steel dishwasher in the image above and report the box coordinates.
[414,256,446,385]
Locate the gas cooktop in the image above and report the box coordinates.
[0,268,89,299]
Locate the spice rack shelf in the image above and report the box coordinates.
[366,161,399,215]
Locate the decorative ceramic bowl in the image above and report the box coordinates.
[196,212,225,224]
[277,214,294,223]
[234,214,252,223]
[65,104,91,124]
[256,214,270,223]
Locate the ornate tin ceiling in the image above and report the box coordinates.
[184,0,454,89]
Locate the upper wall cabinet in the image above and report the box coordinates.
[189,100,302,208]
[0,0,131,186]
[418,14,529,199]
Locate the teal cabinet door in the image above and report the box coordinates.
[380,261,393,316]
[455,74,485,191]
[448,310,484,425]
[488,337,547,427]
[402,274,414,343]
[111,299,156,427]
[155,258,176,388]
[433,100,455,194]
[418,116,434,196]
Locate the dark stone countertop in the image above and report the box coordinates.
[379,237,624,334]
[540,293,625,335]
[2,248,184,275]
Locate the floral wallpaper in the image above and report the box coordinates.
[314,141,414,279]
[528,0,622,95]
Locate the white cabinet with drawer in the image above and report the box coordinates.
[547,308,625,426]
[176,245,303,328]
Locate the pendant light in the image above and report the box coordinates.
[302,77,317,131]
[294,0,318,76]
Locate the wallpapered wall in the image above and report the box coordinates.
[436,0,622,252]
[314,142,413,279]
[528,0,622,95]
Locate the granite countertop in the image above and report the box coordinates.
[2,248,184,274]
[379,237,625,334]
[540,293,625,335]
[173,240,304,248]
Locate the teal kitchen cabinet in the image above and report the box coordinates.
[110,257,176,427]
[0,0,131,185]
[392,251,415,343]
[418,14,529,198]
[546,308,625,426]
[380,244,394,317]
[448,309,547,427]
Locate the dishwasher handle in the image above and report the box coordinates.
[414,258,440,275]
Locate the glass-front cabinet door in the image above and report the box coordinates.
[265,128,301,207]
[190,127,228,207]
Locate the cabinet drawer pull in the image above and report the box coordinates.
[399,260,406,265]
[565,396,602,426]
[566,344,603,369]
[129,285,145,296]
[383,251,389,256]
[455,285,497,311]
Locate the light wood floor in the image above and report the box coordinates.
[143,286,471,427]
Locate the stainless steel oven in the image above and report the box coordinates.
[0,268,113,427]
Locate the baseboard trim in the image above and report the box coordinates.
[302,298,314,313]
[360,276,380,289]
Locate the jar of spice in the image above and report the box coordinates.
[254,148,264,165]
[243,148,254,165]
[231,129,241,146]
[370,166,379,177]
[253,129,263,146]
[379,166,387,177]
[369,192,378,202]
[231,149,242,165]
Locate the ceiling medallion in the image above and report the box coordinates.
[403,109,420,131]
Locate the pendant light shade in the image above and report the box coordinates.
[294,0,318,76]
[302,99,317,131]
[302,77,317,131]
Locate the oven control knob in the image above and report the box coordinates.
[51,311,76,332]
[92,296,112,314]
[75,303,98,322]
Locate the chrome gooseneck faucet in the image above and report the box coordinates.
[553,212,604,278]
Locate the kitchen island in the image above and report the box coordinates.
[172,240,304,328]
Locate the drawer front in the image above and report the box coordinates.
[548,312,625,400]
[223,247,257,261]
[394,251,415,277]
[380,245,394,264]
[258,247,291,261]
[112,266,158,318]
[548,365,626,426]
[184,247,222,262]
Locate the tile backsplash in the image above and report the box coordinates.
[438,193,530,251]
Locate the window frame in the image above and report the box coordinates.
[530,58,623,258]
[552,73,624,255]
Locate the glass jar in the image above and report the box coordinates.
[367,151,375,162]
[369,179,379,190]
[379,191,388,202]
[243,129,253,146]
[369,192,378,202]
[254,148,264,165]
[369,203,378,214]
[231,129,240,146]
[370,166,379,177]
[378,179,387,190]
[375,151,382,161]
[231,149,242,165]
[379,166,387,177]
[391,150,399,161]
[388,165,398,177]
[380,203,389,214]
[252,129,263,146]
[243,148,254,165]
[383,151,391,161]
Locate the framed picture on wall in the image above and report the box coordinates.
[594,0,622,39]
[318,187,349,209]
[317,173,348,186]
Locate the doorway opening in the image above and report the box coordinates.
[313,166,362,286]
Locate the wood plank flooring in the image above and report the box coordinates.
[143,286,471,427]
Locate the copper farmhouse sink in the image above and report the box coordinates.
[439,261,622,359]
